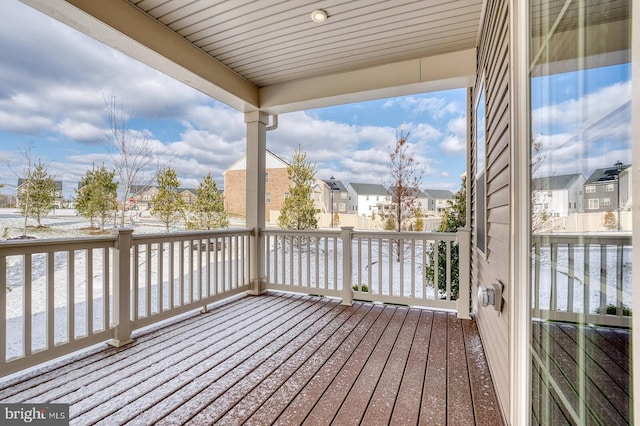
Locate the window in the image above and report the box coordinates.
[585,185,596,193]
[265,172,269,182]
[606,184,615,192]
[341,192,347,199]
[265,193,271,203]
[339,203,346,211]
[368,205,371,210]
[602,198,611,206]
[588,199,599,210]
[376,196,379,201]
[475,81,487,254]
[366,195,369,201]
[284,192,290,199]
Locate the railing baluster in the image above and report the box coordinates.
[298,236,302,287]
[533,242,540,310]
[387,238,392,296]
[68,250,75,342]
[179,240,184,307]
[133,244,139,320]
[213,238,219,294]
[445,240,451,301]
[550,243,557,311]
[0,254,6,363]
[567,244,574,313]
[87,249,94,335]
[314,236,319,289]
[599,245,606,314]
[378,238,382,294]
[422,239,427,300]
[324,237,329,290]
[47,252,54,348]
[169,241,174,308]
[24,254,32,355]
[158,243,164,313]
[410,239,415,298]
[616,244,623,316]
[306,235,311,287]
[104,247,110,330]
[434,240,439,299]
[583,243,590,314]
[189,239,194,303]
[399,238,404,298]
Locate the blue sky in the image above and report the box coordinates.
[0,1,631,200]
[0,0,467,199]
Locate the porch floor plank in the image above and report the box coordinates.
[0,292,503,425]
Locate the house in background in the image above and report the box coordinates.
[583,162,630,213]
[418,189,455,215]
[619,166,632,211]
[322,179,348,216]
[224,150,290,219]
[17,178,63,209]
[532,173,585,217]
[347,183,390,217]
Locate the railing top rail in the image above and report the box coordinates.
[0,235,117,256]
[132,228,253,244]
[262,229,341,237]
[353,230,458,241]
[532,233,632,246]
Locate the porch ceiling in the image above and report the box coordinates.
[19,0,482,113]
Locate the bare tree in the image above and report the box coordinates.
[387,130,423,233]
[105,95,155,227]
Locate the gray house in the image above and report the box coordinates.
[418,189,455,215]
[583,163,630,213]
[532,173,585,217]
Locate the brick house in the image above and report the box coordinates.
[224,150,290,219]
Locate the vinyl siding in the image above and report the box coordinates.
[472,0,510,421]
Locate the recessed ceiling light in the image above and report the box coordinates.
[311,9,328,23]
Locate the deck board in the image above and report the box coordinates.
[0,292,502,425]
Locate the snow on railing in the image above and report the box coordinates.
[0,228,252,377]
[531,233,632,327]
[263,227,471,318]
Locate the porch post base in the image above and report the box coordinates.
[107,338,134,348]
[247,278,267,295]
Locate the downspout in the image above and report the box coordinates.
[266,114,278,131]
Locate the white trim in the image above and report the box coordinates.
[631,0,640,422]
[509,0,531,424]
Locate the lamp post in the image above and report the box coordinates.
[330,176,336,228]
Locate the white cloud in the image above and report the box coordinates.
[440,135,466,156]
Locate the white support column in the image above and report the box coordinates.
[457,227,471,319]
[108,228,134,347]
[341,226,354,306]
[631,0,639,422]
[245,111,269,295]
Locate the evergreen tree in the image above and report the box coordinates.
[20,160,57,227]
[426,176,466,299]
[76,165,118,231]
[151,168,186,231]
[185,174,229,230]
[278,148,318,230]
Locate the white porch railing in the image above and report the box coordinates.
[0,229,252,377]
[531,233,632,327]
[263,227,471,318]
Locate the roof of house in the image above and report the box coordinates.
[585,164,630,185]
[323,179,347,192]
[421,189,454,199]
[225,149,289,172]
[348,183,389,196]
[18,179,63,191]
[532,173,585,190]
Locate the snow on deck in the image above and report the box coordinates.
[0,292,503,425]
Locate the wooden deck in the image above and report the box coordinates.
[532,320,631,425]
[0,292,503,425]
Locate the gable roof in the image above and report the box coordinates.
[18,178,63,191]
[585,164,630,185]
[532,173,585,190]
[225,149,289,172]
[421,189,454,199]
[348,183,389,196]
[323,179,347,192]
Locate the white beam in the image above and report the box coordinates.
[259,49,476,114]
[20,0,259,112]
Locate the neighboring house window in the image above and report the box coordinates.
[339,203,346,211]
[366,195,369,201]
[376,196,379,201]
[588,199,599,209]
[368,205,371,210]
[602,198,611,206]
[265,172,269,182]
[265,193,271,203]
[585,185,596,193]
[284,192,290,199]
[606,184,614,192]
[341,192,347,199]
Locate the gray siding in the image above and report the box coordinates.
[472,0,510,420]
